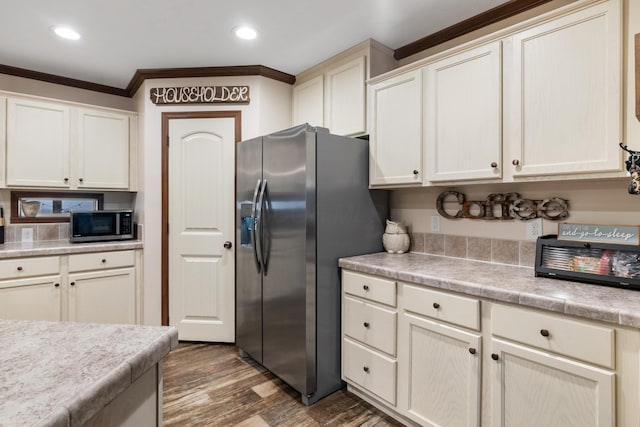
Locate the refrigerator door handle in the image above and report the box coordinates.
[256,179,267,272]
[250,179,262,273]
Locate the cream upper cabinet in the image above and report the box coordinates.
[292,75,324,128]
[503,0,622,178]
[426,41,502,182]
[6,97,71,188]
[76,108,130,189]
[4,94,135,190]
[292,39,397,137]
[325,56,366,136]
[369,69,423,187]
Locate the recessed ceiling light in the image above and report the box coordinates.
[234,26,257,40]
[53,27,81,41]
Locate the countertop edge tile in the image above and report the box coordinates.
[39,406,70,427]
[64,362,132,427]
[0,239,143,258]
[127,333,171,382]
[340,252,640,328]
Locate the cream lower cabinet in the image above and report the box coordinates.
[68,250,137,324]
[341,268,638,426]
[0,250,139,324]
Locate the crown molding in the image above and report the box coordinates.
[394,0,553,60]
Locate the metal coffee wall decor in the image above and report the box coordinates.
[436,191,569,221]
[150,85,250,105]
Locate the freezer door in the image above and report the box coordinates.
[262,124,317,396]
[236,136,263,363]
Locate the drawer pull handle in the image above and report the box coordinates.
[101,259,107,263]
[491,353,499,361]
[540,329,550,337]
[54,283,60,287]
[433,302,440,309]
[362,285,369,291]
[363,366,369,373]
[468,347,476,355]
[363,322,370,328]
[70,281,76,286]
[16,266,23,271]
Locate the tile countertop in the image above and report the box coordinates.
[339,252,640,329]
[0,320,178,427]
[0,239,143,258]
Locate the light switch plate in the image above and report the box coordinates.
[21,228,33,242]
[431,216,440,232]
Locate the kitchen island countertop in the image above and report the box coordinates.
[339,252,640,329]
[0,320,178,426]
[0,239,143,259]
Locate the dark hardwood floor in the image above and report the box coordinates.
[162,343,404,427]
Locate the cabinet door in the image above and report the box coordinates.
[6,98,70,187]
[325,56,366,136]
[292,75,324,128]
[398,312,481,427]
[68,267,135,324]
[369,70,423,186]
[426,42,502,182]
[504,0,621,177]
[490,338,615,427]
[76,108,130,189]
[0,276,62,321]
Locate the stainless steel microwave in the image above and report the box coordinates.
[70,210,134,243]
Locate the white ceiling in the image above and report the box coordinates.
[0,0,512,89]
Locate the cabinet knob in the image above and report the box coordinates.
[512,159,520,166]
[432,302,440,309]
[469,347,476,355]
[64,177,69,183]
[413,169,419,175]
[363,366,370,373]
[54,283,60,287]
[79,178,84,183]
[16,266,23,271]
[70,281,76,286]
[540,329,550,337]
[223,241,233,249]
[101,259,107,263]
[490,162,498,168]
[363,285,369,291]
[491,353,499,361]
[363,322,370,328]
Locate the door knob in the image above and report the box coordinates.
[223,241,233,249]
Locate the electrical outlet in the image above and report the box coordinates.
[21,227,33,242]
[526,218,542,241]
[431,216,440,232]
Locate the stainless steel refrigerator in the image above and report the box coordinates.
[236,124,388,405]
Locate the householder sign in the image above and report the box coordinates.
[150,86,250,105]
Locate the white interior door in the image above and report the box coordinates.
[168,117,236,342]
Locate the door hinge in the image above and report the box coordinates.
[166,135,170,146]
[166,223,169,233]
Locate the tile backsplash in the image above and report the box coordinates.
[2,223,71,243]
[409,232,536,268]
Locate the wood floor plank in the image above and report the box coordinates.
[163,343,404,427]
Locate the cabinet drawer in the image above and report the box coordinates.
[403,284,480,331]
[0,256,60,279]
[344,296,397,356]
[343,270,396,307]
[68,250,135,272]
[492,304,614,369]
[343,338,397,405]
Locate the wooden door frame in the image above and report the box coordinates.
[161,110,242,326]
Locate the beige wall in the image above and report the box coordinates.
[134,76,292,325]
